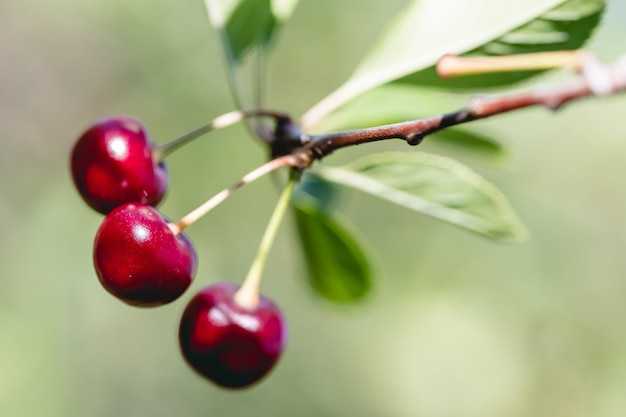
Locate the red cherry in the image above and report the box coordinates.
[71,116,167,214]
[179,282,287,389]
[93,203,197,307]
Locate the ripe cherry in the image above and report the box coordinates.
[179,282,287,389]
[71,116,167,214]
[93,203,197,307]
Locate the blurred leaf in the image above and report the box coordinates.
[302,0,606,127]
[293,172,340,212]
[203,0,298,109]
[400,0,607,89]
[317,152,527,242]
[204,0,299,63]
[311,84,460,132]
[429,128,506,162]
[293,197,373,303]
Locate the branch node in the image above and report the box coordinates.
[271,117,307,158]
[468,95,490,116]
[581,54,614,96]
[406,134,424,146]
[544,97,564,111]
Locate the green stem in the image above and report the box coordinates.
[234,176,297,309]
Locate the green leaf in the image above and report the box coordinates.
[311,84,461,133]
[301,0,606,127]
[293,197,373,303]
[316,152,527,242]
[428,128,507,163]
[204,0,299,64]
[294,172,340,212]
[203,0,299,108]
[400,0,606,89]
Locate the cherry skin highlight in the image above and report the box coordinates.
[71,116,167,214]
[93,203,197,307]
[179,282,287,389]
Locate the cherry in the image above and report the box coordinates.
[71,116,167,214]
[93,203,197,307]
[179,282,287,389]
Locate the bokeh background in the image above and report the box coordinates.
[1,0,626,416]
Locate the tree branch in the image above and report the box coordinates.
[174,54,625,217]
[300,55,626,161]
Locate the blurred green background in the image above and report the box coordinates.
[1,0,626,416]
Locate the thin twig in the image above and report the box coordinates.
[155,109,293,159]
[436,51,587,78]
[302,55,626,160]
[169,154,305,234]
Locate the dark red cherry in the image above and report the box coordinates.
[71,116,167,214]
[179,282,287,389]
[93,203,197,307]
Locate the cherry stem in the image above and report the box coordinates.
[300,50,597,128]
[436,51,587,78]
[154,109,292,160]
[234,177,297,309]
[169,154,303,235]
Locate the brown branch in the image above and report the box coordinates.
[162,55,624,219]
[301,54,626,161]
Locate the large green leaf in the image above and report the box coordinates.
[400,0,606,89]
[316,152,527,242]
[204,0,299,64]
[293,197,373,303]
[310,84,461,133]
[301,0,606,128]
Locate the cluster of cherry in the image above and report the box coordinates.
[70,116,287,389]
